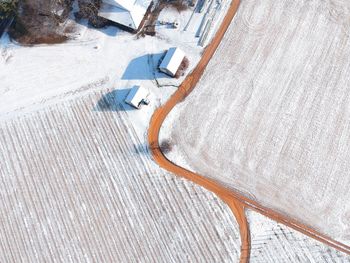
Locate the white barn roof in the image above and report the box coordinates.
[124,85,150,109]
[159,47,186,77]
[98,0,152,30]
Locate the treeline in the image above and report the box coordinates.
[0,0,19,18]
[2,0,108,44]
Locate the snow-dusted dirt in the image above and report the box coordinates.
[0,90,242,262]
[1,89,349,262]
[162,0,350,246]
[247,210,350,262]
[0,4,250,262]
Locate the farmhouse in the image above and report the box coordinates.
[98,0,152,31]
[124,85,150,109]
[159,47,186,77]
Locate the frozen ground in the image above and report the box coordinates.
[0,90,242,262]
[0,87,348,262]
[1,0,349,260]
[0,4,247,262]
[162,0,350,246]
[247,210,350,262]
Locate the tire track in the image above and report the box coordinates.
[148,0,350,261]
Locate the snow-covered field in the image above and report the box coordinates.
[247,210,349,262]
[162,0,350,247]
[0,86,348,262]
[1,0,350,260]
[0,3,247,262]
[0,90,242,262]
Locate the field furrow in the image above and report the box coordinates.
[0,89,241,262]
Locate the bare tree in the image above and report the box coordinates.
[0,0,19,18]
[8,0,74,44]
[75,0,108,28]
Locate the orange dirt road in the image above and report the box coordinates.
[148,0,350,261]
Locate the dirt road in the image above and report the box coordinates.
[148,0,251,261]
[148,0,350,261]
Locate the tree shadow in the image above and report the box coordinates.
[146,140,173,155]
[94,88,136,112]
[134,143,150,155]
[0,17,13,39]
[122,52,171,80]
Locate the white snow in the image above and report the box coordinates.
[0,89,243,262]
[0,0,232,145]
[0,4,247,260]
[0,8,204,137]
[1,0,350,259]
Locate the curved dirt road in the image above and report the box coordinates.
[148,0,350,261]
[149,1,249,261]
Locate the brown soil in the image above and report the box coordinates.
[148,0,350,261]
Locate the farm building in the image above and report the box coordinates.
[98,0,152,31]
[159,47,186,77]
[124,85,150,109]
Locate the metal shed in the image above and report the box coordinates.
[124,85,150,109]
[159,47,186,77]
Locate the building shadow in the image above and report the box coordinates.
[74,18,119,37]
[94,89,136,112]
[97,23,120,37]
[122,52,171,80]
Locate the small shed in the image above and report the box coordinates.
[159,47,186,77]
[124,85,150,109]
